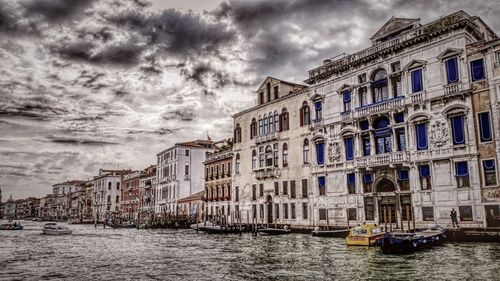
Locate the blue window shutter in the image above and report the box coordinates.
[345,137,354,160]
[483,160,495,170]
[416,123,428,150]
[343,91,351,102]
[471,59,485,81]
[347,173,355,184]
[411,69,423,93]
[420,165,430,177]
[316,143,324,165]
[363,174,373,183]
[478,112,492,142]
[398,170,409,180]
[455,162,469,177]
[314,101,322,110]
[451,116,465,145]
[446,57,459,83]
[318,176,326,187]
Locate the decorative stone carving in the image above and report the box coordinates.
[328,142,342,163]
[430,120,449,147]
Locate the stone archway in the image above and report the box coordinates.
[375,178,396,193]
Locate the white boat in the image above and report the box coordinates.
[42,223,73,235]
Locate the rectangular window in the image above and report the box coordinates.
[459,206,473,221]
[470,59,485,81]
[275,204,280,219]
[259,183,264,197]
[420,164,432,190]
[345,137,354,160]
[415,123,428,150]
[411,68,423,93]
[291,203,296,219]
[319,208,327,221]
[347,173,356,194]
[451,115,465,145]
[314,101,322,121]
[301,179,308,198]
[343,91,351,112]
[359,87,368,107]
[252,184,256,201]
[235,186,239,202]
[348,208,357,221]
[362,174,373,193]
[455,161,470,188]
[445,57,459,84]
[290,180,296,198]
[316,142,325,165]
[318,176,326,196]
[478,112,493,142]
[185,149,190,156]
[396,128,406,151]
[302,203,308,220]
[283,204,289,219]
[392,75,402,97]
[274,182,279,195]
[282,181,288,195]
[483,160,497,186]
[184,164,189,175]
[398,170,410,191]
[358,73,366,83]
[364,197,375,220]
[274,86,279,99]
[422,207,434,221]
[362,135,370,156]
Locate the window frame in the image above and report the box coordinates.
[410,68,423,93]
[444,56,459,84]
[477,111,493,143]
[470,58,486,82]
[482,159,497,187]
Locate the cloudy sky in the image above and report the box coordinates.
[0,0,499,199]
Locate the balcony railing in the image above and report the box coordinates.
[310,118,324,128]
[254,167,280,180]
[356,151,409,167]
[255,131,279,144]
[444,82,465,95]
[410,91,425,103]
[340,111,351,121]
[354,96,404,118]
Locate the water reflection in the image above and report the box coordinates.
[0,220,499,280]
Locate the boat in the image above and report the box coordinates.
[105,220,136,228]
[345,224,384,246]
[258,226,292,236]
[311,228,349,238]
[42,223,72,235]
[0,223,23,230]
[377,226,446,254]
[190,223,242,234]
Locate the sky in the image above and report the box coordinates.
[0,0,499,200]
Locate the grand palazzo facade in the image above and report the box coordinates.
[232,11,500,228]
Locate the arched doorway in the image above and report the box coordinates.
[266,195,273,224]
[376,178,396,192]
[375,178,397,227]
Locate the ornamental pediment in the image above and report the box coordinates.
[370,17,420,42]
[437,48,463,60]
[404,59,427,71]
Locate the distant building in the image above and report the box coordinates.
[52,180,85,220]
[38,195,52,220]
[121,171,142,220]
[178,191,205,221]
[92,169,131,222]
[155,139,215,215]
[4,194,16,219]
[139,165,156,223]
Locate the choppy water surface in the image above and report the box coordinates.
[0,220,499,281]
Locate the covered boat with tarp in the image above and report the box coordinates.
[377,226,446,254]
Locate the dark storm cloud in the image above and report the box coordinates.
[46,134,120,145]
[181,63,231,88]
[22,0,96,21]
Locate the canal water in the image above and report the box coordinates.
[1,220,499,281]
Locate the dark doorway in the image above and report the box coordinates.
[266,195,273,224]
[485,205,500,227]
[378,196,397,225]
[376,178,396,192]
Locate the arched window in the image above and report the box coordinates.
[371,68,388,103]
[283,143,288,167]
[252,150,257,170]
[280,108,289,131]
[263,113,268,134]
[373,116,392,154]
[235,153,241,174]
[234,123,242,143]
[258,116,263,135]
[300,102,310,126]
[250,118,257,139]
[273,111,279,131]
[268,112,274,132]
[303,139,310,164]
[265,145,273,167]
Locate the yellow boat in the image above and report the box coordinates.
[345,224,384,246]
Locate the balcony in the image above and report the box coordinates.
[340,111,351,121]
[310,118,324,129]
[444,82,466,95]
[354,96,404,118]
[254,167,280,180]
[356,151,409,167]
[255,131,279,144]
[410,91,425,103]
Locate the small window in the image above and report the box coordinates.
[185,149,190,156]
[291,203,296,219]
[445,57,459,84]
[411,69,423,93]
[478,112,493,142]
[455,161,470,188]
[290,180,296,198]
[116,182,120,190]
[344,137,354,160]
[459,206,473,221]
[251,184,256,201]
[259,183,264,197]
[319,208,327,221]
[415,123,428,150]
[483,160,497,186]
[318,176,326,196]
[275,204,280,219]
[274,86,279,100]
[362,174,373,193]
[283,204,288,219]
[358,73,366,83]
[115,195,119,203]
[451,115,465,145]
[342,91,351,112]
[315,142,325,165]
[419,164,432,190]
[185,164,189,176]
[274,182,279,195]
[301,179,308,198]
[282,143,288,167]
[422,207,434,221]
[302,203,308,220]
[347,173,356,194]
[348,208,357,221]
[470,59,485,82]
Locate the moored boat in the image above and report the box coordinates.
[0,223,23,230]
[105,220,136,228]
[258,226,291,236]
[345,224,384,246]
[190,223,241,234]
[378,226,446,254]
[42,223,72,235]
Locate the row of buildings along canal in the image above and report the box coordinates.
[2,11,500,229]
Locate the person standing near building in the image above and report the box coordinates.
[450,208,459,228]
